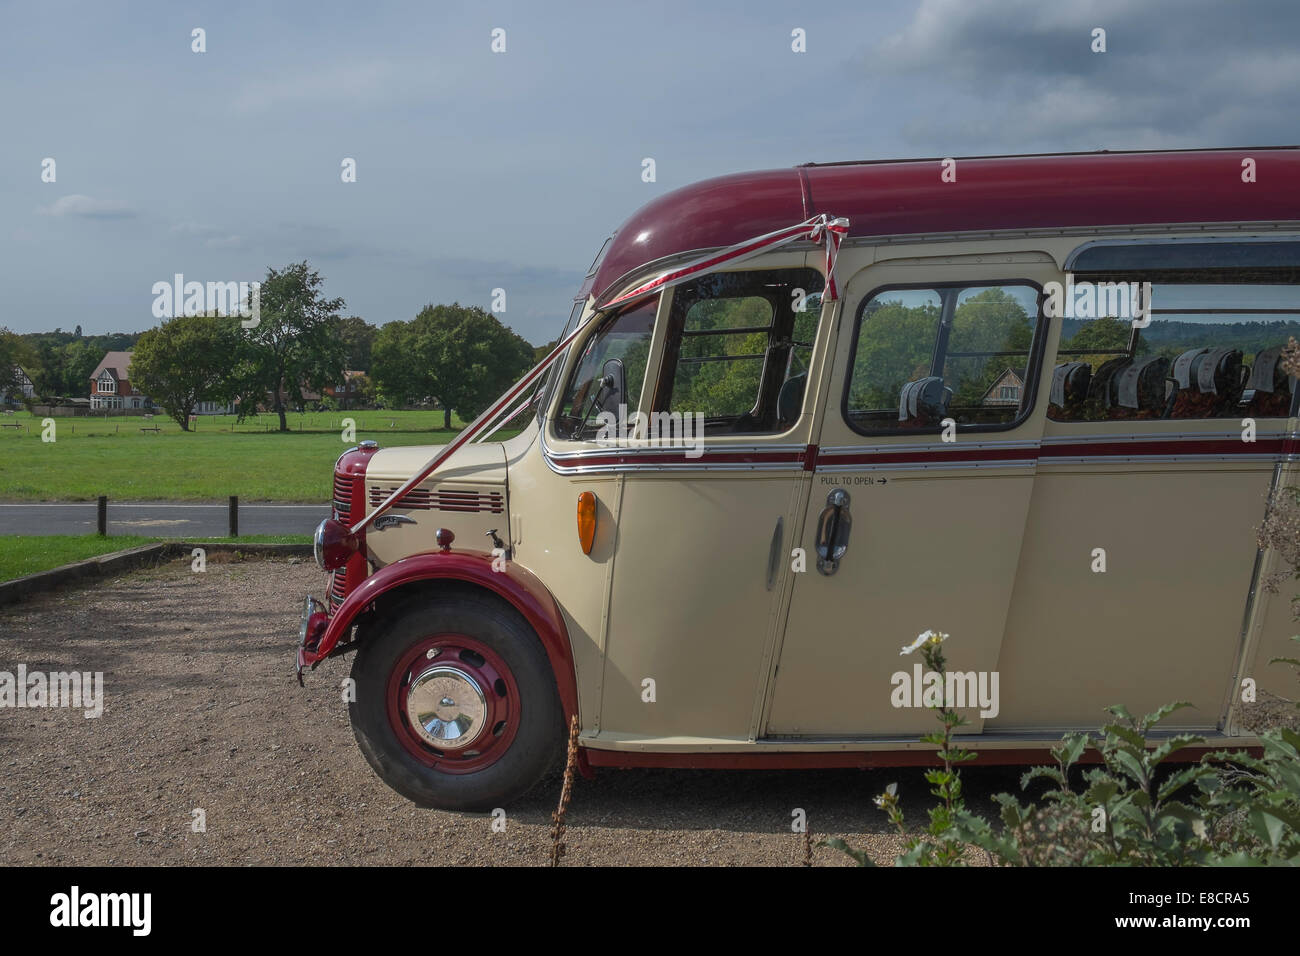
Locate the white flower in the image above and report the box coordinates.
[901,629,948,655]
[873,783,899,808]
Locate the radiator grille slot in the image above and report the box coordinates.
[332,474,354,516]
[367,486,504,514]
[329,566,348,609]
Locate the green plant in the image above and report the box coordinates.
[822,630,976,866]
[825,635,1300,866]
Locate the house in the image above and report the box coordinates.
[89,351,152,410]
[193,401,234,415]
[4,366,35,406]
[980,368,1025,407]
[324,370,368,409]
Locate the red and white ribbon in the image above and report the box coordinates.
[598,212,851,311]
[353,213,850,533]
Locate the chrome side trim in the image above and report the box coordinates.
[539,431,808,475]
[1040,430,1288,445]
[546,458,807,476]
[543,440,807,461]
[820,438,1041,455]
[1040,454,1281,466]
[817,459,1038,474]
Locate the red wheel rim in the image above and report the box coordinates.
[387,632,521,775]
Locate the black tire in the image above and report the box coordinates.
[348,590,564,811]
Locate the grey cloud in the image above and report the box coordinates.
[868,0,1300,151]
[38,194,136,219]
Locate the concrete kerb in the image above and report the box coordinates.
[0,541,313,607]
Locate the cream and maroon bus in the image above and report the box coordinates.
[298,147,1300,810]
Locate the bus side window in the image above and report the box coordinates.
[845,282,1042,435]
[1048,282,1300,422]
[654,268,826,435]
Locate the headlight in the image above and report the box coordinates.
[313,520,327,569]
[314,517,359,572]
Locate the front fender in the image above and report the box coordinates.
[298,549,579,721]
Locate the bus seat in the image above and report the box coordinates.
[1048,362,1090,418]
[1171,347,1245,418]
[1115,355,1170,419]
[1241,346,1293,417]
[1086,357,1132,420]
[898,376,952,428]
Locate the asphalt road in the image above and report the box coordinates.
[0,502,329,537]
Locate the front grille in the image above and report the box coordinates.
[368,486,504,514]
[332,474,353,516]
[330,566,348,609]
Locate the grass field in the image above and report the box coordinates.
[0,533,310,582]
[0,410,524,503]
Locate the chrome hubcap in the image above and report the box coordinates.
[406,665,487,751]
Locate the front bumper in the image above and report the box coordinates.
[295,595,329,684]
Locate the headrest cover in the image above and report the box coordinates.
[1050,362,1088,406]
[1247,346,1284,393]
[1197,347,1235,394]
[1117,356,1165,409]
[1173,347,1210,389]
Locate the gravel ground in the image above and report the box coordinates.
[0,557,1294,867]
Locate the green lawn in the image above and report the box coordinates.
[0,410,523,502]
[0,534,310,583]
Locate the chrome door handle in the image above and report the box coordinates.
[815,489,852,575]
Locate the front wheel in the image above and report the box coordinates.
[348,591,563,810]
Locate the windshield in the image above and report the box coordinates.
[553,299,656,440]
[533,299,588,422]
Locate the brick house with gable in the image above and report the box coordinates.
[89,350,152,410]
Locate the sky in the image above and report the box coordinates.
[2,0,1298,345]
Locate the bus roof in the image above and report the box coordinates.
[589,146,1300,304]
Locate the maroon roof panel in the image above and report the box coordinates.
[591,148,1300,303]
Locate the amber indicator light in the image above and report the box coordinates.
[576,491,597,554]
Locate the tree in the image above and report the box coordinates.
[245,262,348,431]
[414,304,535,429]
[61,340,103,397]
[334,315,376,372]
[371,320,428,408]
[370,305,535,427]
[129,314,248,430]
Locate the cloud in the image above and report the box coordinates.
[38,194,135,219]
[865,0,1300,151]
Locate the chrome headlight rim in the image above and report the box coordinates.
[313,519,328,570]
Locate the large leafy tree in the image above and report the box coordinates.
[334,315,376,372]
[415,304,535,429]
[246,261,348,431]
[371,304,534,428]
[129,314,249,430]
[61,340,104,397]
[371,319,429,408]
[29,338,67,398]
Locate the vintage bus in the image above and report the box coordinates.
[299,147,1300,810]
